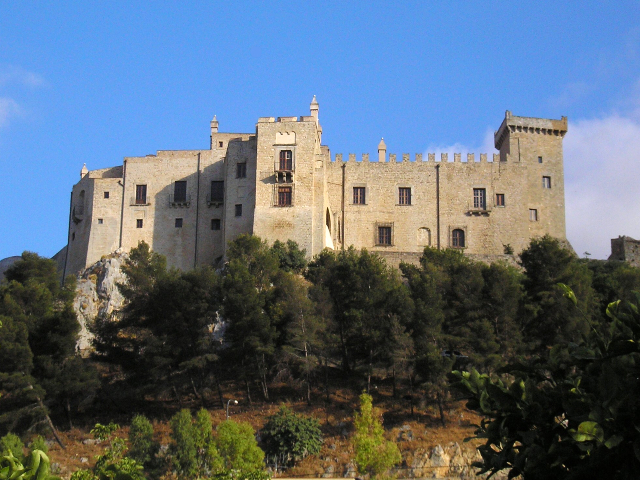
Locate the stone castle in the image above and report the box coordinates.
[60,97,568,275]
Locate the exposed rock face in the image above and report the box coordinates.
[408,442,509,479]
[73,251,127,353]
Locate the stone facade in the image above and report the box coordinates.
[61,98,568,274]
[609,236,640,267]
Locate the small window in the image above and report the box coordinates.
[211,181,224,202]
[175,218,183,228]
[236,163,247,178]
[211,219,221,230]
[542,176,551,189]
[174,181,187,202]
[399,187,411,205]
[529,209,538,221]
[104,191,110,199]
[235,204,242,217]
[136,219,143,228]
[353,187,366,205]
[496,194,505,206]
[98,218,103,224]
[135,184,147,205]
[278,186,292,206]
[219,141,223,148]
[452,229,465,248]
[473,188,486,210]
[378,226,392,245]
[538,156,543,163]
[279,150,293,171]
[72,232,75,241]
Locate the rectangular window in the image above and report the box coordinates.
[378,226,392,245]
[473,188,486,210]
[104,191,109,199]
[278,186,292,206]
[529,209,538,221]
[211,219,221,230]
[399,187,412,205]
[496,194,505,206]
[135,184,147,205]
[538,156,543,163]
[98,218,103,224]
[279,150,293,171]
[174,181,187,202]
[211,181,224,202]
[542,176,551,189]
[236,163,247,178]
[353,187,366,205]
[136,219,143,228]
[218,141,223,148]
[175,218,183,228]
[235,204,242,217]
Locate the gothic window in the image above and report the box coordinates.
[236,163,247,178]
[542,176,551,189]
[378,226,392,245]
[399,187,411,205]
[210,181,224,203]
[473,188,486,210]
[452,229,465,248]
[174,181,187,202]
[278,186,292,206]
[496,194,505,206]
[135,185,147,205]
[279,150,293,171]
[353,187,366,205]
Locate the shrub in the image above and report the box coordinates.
[128,415,156,466]
[0,433,25,461]
[216,420,264,473]
[28,435,47,454]
[170,409,222,479]
[261,406,322,467]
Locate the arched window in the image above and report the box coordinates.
[452,229,465,248]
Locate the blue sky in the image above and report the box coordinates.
[2,2,640,260]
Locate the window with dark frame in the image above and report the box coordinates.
[399,187,411,205]
[542,176,551,189]
[98,218,103,224]
[473,188,486,210]
[529,209,538,221]
[174,181,187,202]
[278,186,292,206]
[279,150,293,170]
[219,141,223,148]
[378,226,392,245]
[104,191,109,199]
[236,163,247,178]
[175,218,183,228]
[538,156,543,163]
[136,219,143,228]
[211,181,224,202]
[135,184,147,205]
[235,204,242,217]
[211,219,221,230]
[353,187,366,204]
[452,229,465,247]
[496,193,505,206]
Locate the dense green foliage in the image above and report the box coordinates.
[452,290,640,479]
[352,393,401,477]
[128,416,157,468]
[0,448,59,480]
[260,406,322,467]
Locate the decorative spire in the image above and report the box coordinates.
[210,115,219,134]
[80,163,88,179]
[378,138,387,162]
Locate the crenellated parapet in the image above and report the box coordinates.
[329,152,500,165]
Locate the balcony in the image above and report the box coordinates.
[467,202,491,216]
[275,171,294,183]
[206,193,224,207]
[170,194,191,207]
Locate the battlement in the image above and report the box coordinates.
[331,152,500,164]
[494,111,568,150]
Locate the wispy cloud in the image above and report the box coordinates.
[423,128,497,159]
[564,113,640,259]
[0,65,46,88]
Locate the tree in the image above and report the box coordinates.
[451,290,640,480]
[352,393,401,478]
[170,409,222,479]
[215,420,265,473]
[260,406,322,467]
[270,240,307,274]
[128,415,157,467]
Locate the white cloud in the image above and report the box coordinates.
[564,114,640,259]
[0,98,22,128]
[0,65,46,88]
[424,128,497,159]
